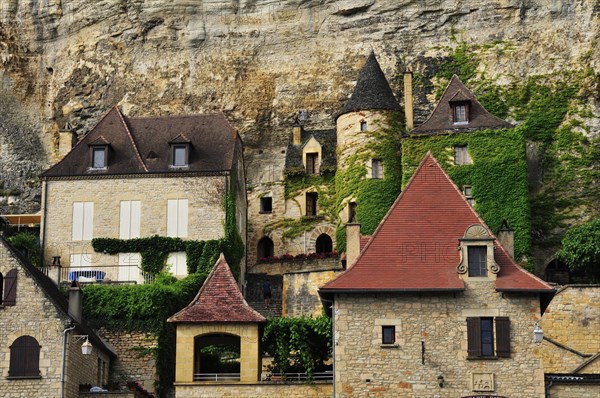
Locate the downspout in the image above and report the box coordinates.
[40,179,48,268]
[61,324,76,398]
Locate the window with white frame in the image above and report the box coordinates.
[118,253,141,283]
[91,147,107,169]
[120,201,141,239]
[371,159,383,179]
[172,144,189,167]
[72,202,94,241]
[167,252,187,277]
[167,199,188,238]
[454,145,472,165]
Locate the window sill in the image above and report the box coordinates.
[467,356,498,360]
[7,375,42,380]
[259,211,272,215]
[380,343,399,349]
[169,165,190,170]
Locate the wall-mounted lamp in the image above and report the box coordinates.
[533,322,544,344]
[73,335,93,355]
[437,374,445,388]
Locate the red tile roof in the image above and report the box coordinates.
[321,153,553,293]
[168,255,266,323]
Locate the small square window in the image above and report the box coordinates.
[382,326,395,344]
[173,145,188,167]
[360,121,368,131]
[452,102,469,124]
[454,145,472,165]
[371,159,383,179]
[463,186,475,206]
[260,197,272,213]
[91,147,106,169]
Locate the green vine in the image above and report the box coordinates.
[334,113,404,251]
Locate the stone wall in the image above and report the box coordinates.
[332,280,545,397]
[99,328,157,393]
[540,285,600,373]
[174,381,332,398]
[0,240,109,397]
[547,383,600,398]
[41,175,227,270]
[283,269,341,317]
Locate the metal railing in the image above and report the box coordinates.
[262,371,333,382]
[39,265,155,284]
[193,373,240,382]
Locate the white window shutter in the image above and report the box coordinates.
[72,202,84,240]
[178,199,188,238]
[167,252,187,277]
[120,201,131,239]
[167,200,178,237]
[83,202,94,240]
[131,201,141,238]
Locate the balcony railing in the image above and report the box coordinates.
[39,264,155,285]
[193,373,240,382]
[261,371,333,382]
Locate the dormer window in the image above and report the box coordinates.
[91,146,107,169]
[453,103,469,124]
[456,224,500,280]
[172,144,188,167]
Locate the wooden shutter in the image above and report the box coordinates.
[495,317,511,358]
[72,202,84,240]
[178,199,188,238]
[3,269,17,306]
[467,317,481,358]
[83,202,94,240]
[10,335,40,378]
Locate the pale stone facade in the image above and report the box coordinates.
[283,269,341,317]
[0,239,111,398]
[332,281,546,397]
[41,174,231,281]
[174,381,332,398]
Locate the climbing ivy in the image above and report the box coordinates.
[556,217,600,282]
[82,273,206,397]
[402,128,531,264]
[334,113,404,251]
[262,314,332,380]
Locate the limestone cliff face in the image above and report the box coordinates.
[0,0,598,215]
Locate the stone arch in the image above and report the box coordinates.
[307,225,336,253]
[257,236,274,260]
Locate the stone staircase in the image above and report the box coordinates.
[245,273,283,318]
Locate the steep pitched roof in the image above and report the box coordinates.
[42,107,239,177]
[410,75,512,135]
[285,128,336,172]
[337,51,401,118]
[0,237,115,357]
[168,255,266,323]
[320,153,553,293]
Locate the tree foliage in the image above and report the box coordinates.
[556,217,600,281]
[6,231,40,266]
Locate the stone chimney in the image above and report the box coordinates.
[58,122,77,158]
[68,281,83,324]
[46,256,62,286]
[403,69,414,130]
[346,222,361,269]
[497,220,515,260]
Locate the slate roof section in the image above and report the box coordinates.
[284,128,336,172]
[168,254,266,323]
[320,153,553,293]
[42,106,239,177]
[410,75,512,135]
[337,51,401,118]
[0,236,115,357]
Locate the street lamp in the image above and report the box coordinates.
[73,335,93,355]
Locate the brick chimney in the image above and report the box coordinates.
[403,69,414,130]
[346,222,361,269]
[68,281,83,324]
[497,220,515,260]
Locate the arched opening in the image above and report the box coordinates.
[545,259,570,285]
[194,333,241,381]
[257,236,274,259]
[315,234,333,254]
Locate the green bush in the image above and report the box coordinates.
[556,217,600,282]
[7,231,40,266]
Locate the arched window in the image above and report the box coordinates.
[9,336,41,379]
[194,333,241,381]
[257,237,274,259]
[315,234,333,254]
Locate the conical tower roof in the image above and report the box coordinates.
[337,51,401,118]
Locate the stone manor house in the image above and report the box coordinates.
[0,51,597,397]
